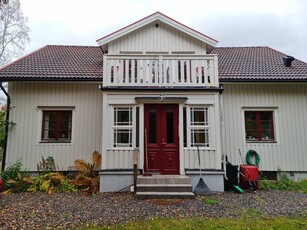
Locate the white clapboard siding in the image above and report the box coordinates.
[109,21,207,54]
[104,149,134,169]
[6,82,102,171]
[223,83,307,172]
[183,149,221,170]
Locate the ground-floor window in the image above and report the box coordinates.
[112,106,139,147]
[244,110,275,142]
[113,107,133,147]
[41,110,72,142]
[184,106,210,147]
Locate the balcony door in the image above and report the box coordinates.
[144,104,179,174]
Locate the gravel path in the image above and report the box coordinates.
[0,190,306,229]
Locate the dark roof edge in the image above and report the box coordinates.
[0,78,101,82]
[100,86,224,93]
[220,79,307,83]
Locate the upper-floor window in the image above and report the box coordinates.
[41,111,72,142]
[245,111,275,142]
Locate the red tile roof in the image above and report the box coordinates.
[211,46,307,82]
[0,45,103,81]
[0,45,307,82]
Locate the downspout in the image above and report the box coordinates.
[219,85,227,179]
[0,82,10,171]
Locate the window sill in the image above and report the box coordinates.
[39,140,72,144]
[246,140,277,144]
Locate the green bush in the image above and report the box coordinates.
[27,172,77,193]
[0,160,25,190]
[260,172,307,193]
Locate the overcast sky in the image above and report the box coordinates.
[20,0,307,62]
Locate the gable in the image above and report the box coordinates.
[108,20,208,54]
[97,12,218,54]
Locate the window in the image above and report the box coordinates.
[41,111,72,142]
[245,111,275,142]
[113,107,133,147]
[189,107,210,147]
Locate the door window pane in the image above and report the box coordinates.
[148,109,156,143]
[166,109,174,143]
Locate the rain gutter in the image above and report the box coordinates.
[0,82,10,171]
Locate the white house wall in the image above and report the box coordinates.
[223,83,307,172]
[108,21,207,54]
[6,82,102,171]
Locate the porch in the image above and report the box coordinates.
[102,54,219,88]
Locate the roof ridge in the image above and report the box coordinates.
[46,44,100,48]
[214,46,269,49]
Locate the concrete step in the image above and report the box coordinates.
[137,184,193,192]
[136,191,195,199]
[137,175,191,185]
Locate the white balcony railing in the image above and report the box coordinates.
[102,54,219,87]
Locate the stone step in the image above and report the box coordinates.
[137,184,193,192]
[135,191,195,199]
[137,175,191,185]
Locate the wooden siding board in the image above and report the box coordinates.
[109,21,206,54]
[6,82,102,171]
[223,83,307,172]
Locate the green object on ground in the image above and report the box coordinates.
[233,185,243,193]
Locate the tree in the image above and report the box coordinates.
[0,0,30,67]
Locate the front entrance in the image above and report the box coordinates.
[144,104,179,174]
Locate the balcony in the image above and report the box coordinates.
[102,54,219,88]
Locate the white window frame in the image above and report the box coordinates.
[187,106,210,148]
[112,106,134,148]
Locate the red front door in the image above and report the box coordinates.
[144,104,179,174]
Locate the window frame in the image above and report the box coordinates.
[185,106,210,148]
[112,106,134,148]
[41,110,73,143]
[244,110,276,143]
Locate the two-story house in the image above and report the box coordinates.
[1,12,307,197]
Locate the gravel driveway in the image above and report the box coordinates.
[0,190,306,229]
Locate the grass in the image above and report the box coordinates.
[80,214,307,229]
[202,197,219,205]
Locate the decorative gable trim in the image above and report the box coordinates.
[96,12,218,50]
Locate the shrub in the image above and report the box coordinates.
[260,172,307,193]
[0,160,26,191]
[71,151,102,195]
[37,156,59,172]
[28,172,77,194]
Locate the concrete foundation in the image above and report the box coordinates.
[186,170,225,192]
[100,170,225,193]
[99,171,134,192]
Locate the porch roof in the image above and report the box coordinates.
[1,45,307,82]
